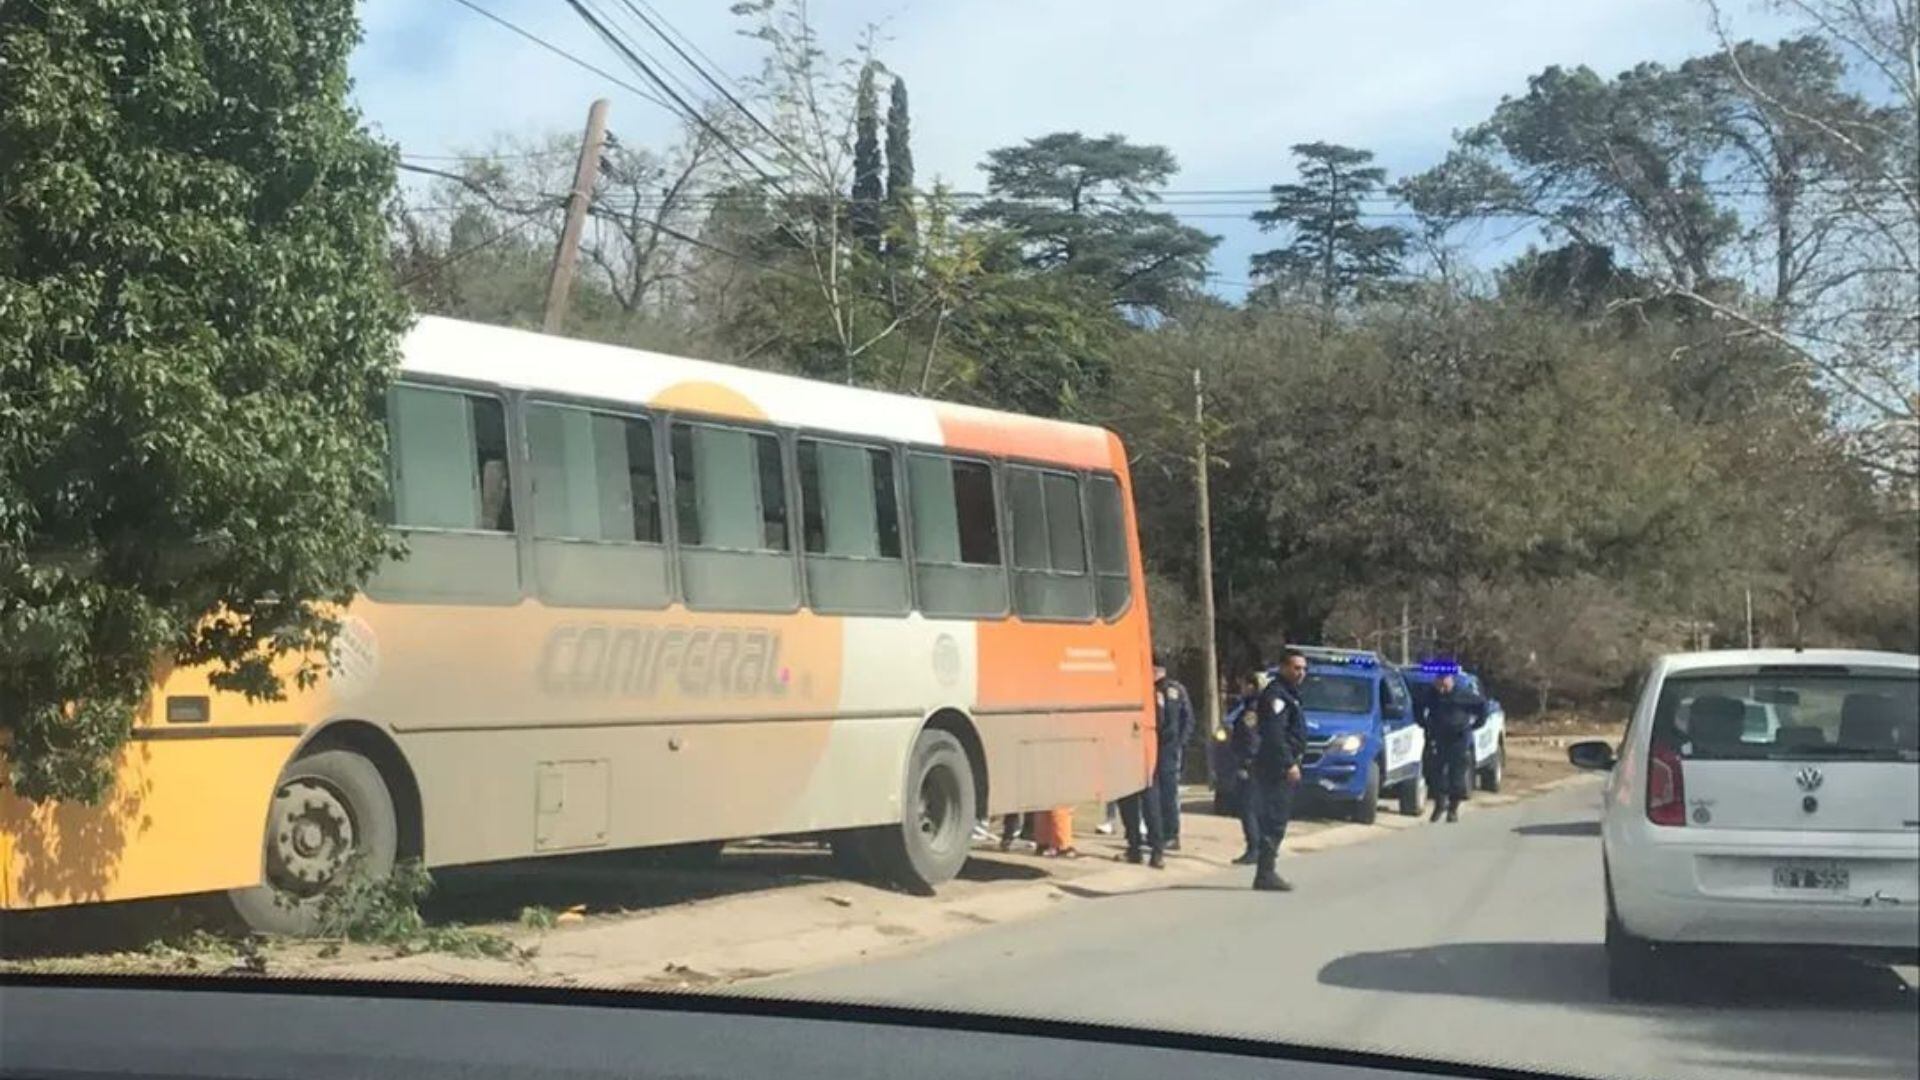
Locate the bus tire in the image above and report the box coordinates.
[870,728,976,895]
[229,749,398,937]
[1351,761,1380,825]
[1479,739,1505,793]
[1396,765,1425,817]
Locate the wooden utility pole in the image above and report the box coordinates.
[1193,367,1221,741]
[1399,600,1411,666]
[543,98,611,334]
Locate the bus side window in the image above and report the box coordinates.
[798,438,909,615]
[907,453,1008,618]
[1084,473,1132,620]
[525,402,670,609]
[670,419,799,612]
[1006,465,1095,622]
[368,384,522,604]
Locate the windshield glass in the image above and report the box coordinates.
[1298,673,1374,714]
[1656,670,1920,761]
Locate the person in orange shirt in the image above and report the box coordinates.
[1032,806,1078,858]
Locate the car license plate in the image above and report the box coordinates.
[1772,864,1849,892]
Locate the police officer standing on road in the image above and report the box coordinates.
[1418,667,1488,824]
[1226,669,1266,865]
[1153,654,1195,852]
[1238,648,1309,891]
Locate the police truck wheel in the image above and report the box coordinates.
[1479,739,1505,793]
[229,749,398,936]
[1351,761,1380,825]
[870,729,976,895]
[1397,765,1425,816]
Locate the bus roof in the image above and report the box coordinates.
[402,316,1123,471]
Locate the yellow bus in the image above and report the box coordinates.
[1,316,1156,932]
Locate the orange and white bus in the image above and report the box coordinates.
[1,316,1155,931]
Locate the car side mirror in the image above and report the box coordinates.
[1382,702,1405,720]
[1568,740,1616,771]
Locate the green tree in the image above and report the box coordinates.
[966,132,1218,318]
[1402,27,1917,478]
[884,76,916,266]
[850,62,883,255]
[0,1,409,801]
[1402,62,1737,291]
[1249,142,1408,320]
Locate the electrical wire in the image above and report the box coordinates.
[439,0,674,112]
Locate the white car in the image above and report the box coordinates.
[1568,648,1920,999]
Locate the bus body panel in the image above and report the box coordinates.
[2,317,1154,911]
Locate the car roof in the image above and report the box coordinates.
[1658,648,1918,673]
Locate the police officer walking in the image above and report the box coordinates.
[1418,667,1489,823]
[1152,654,1195,851]
[1238,647,1309,891]
[1226,669,1266,865]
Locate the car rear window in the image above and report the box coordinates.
[1652,669,1919,762]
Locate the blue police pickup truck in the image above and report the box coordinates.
[1401,660,1508,793]
[1210,647,1428,824]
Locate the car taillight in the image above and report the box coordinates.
[1646,741,1686,827]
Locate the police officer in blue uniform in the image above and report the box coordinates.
[1238,647,1309,891]
[1153,654,1195,851]
[1418,668,1488,823]
[1227,670,1265,865]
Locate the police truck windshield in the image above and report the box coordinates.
[1298,673,1373,714]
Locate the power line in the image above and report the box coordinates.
[397,212,548,287]
[630,0,748,97]
[590,0,715,116]
[611,0,805,168]
[439,0,674,112]
[402,149,575,163]
[565,0,793,197]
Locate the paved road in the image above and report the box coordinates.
[766,781,1919,1080]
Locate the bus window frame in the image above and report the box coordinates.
[1082,469,1135,624]
[1000,458,1098,626]
[367,375,530,606]
[520,392,676,610]
[792,430,913,618]
[662,411,805,615]
[901,447,1012,622]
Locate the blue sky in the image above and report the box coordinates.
[351,1,1796,296]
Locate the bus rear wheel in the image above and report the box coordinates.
[869,729,976,895]
[229,749,398,936]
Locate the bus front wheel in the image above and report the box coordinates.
[870,729,976,895]
[229,748,399,936]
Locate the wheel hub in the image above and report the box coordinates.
[267,778,356,895]
[916,768,960,853]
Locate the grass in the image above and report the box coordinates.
[311,859,533,961]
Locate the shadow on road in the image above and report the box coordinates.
[1320,941,1915,1077]
[1511,820,1601,838]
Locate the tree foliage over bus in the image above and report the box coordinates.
[0,1,409,801]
